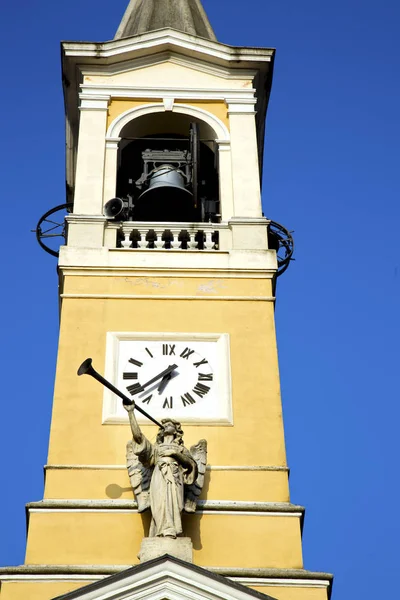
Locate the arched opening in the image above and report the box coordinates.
[115,111,220,223]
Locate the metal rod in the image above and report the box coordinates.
[77,358,162,428]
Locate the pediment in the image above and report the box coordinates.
[52,555,278,600]
[83,55,254,90]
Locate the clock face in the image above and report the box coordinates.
[119,341,215,412]
[103,333,232,424]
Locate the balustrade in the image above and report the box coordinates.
[114,222,223,251]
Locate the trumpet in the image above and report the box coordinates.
[77,358,162,428]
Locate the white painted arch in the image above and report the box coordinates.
[106,102,230,141]
[103,101,234,219]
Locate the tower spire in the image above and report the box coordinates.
[114,0,217,41]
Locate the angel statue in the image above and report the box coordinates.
[124,402,207,538]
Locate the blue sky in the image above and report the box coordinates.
[0,0,399,598]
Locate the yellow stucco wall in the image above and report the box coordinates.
[0,581,93,600]
[47,274,285,468]
[250,587,329,600]
[44,468,290,502]
[25,512,302,569]
[107,98,229,131]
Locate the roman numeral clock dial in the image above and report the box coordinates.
[122,344,213,410]
[107,334,232,424]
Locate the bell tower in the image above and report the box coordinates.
[0,2,332,600]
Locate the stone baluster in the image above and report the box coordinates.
[204,230,213,250]
[189,231,197,250]
[154,229,162,249]
[121,230,131,249]
[171,229,180,249]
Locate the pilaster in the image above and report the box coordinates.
[73,95,110,214]
[228,100,262,218]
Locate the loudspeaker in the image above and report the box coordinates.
[104,197,125,219]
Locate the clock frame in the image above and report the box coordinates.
[102,332,232,425]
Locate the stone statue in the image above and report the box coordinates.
[124,403,207,538]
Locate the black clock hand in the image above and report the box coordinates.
[157,372,172,395]
[133,364,178,395]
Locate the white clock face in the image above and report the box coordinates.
[103,333,232,424]
[119,341,215,411]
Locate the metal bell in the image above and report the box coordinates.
[138,165,192,200]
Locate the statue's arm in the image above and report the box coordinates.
[124,402,143,444]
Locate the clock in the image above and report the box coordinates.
[102,332,232,425]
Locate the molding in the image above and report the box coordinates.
[233,577,330,589]
[66,215,108,224]
[79,95,110,110]
[79,51,259,82]
[82,83,255,102]
[106,101,230,141]
[58,247,278,274]
[62,29,275,67]
[26,500,303,515]
[45,464,288,472]
[59,267,276,279]
[105,138,120,150]
[0,565,332,581]
[61,294,275,302]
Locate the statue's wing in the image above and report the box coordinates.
[184,439,208,513]
[126,440,151,512]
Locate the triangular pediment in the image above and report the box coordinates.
[83,54,255,89]
[52,555,278,600]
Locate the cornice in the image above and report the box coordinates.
[62,29,275,67]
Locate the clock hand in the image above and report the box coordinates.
[157,372,172,395]
[133,364,178,395]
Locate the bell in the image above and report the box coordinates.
[135,165,193,222]
[139,165,192,200]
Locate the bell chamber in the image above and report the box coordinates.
[113,116,220,223]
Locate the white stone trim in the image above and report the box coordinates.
[0,575,102,582]
[81,84,255,103]
[58,267,276,279]
[232,577,331,589]
[0,573,330,591]
[79,94,110,110]
[163,97,175,111]
[44,464,288,471]
[62,29,274,66]
[106,102,229,141]
[105,138,120,150]
[61,294,275,302]
[80,51,258,82]
[28,508,301,518]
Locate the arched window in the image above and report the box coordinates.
[116,111,220,223]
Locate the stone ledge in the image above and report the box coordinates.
[26,500,304,514]
[0,564,333,580]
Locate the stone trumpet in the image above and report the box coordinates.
[77,358,162,427]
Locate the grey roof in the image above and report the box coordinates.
[114,0,217,41]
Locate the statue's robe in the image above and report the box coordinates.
[133,436,197,537]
